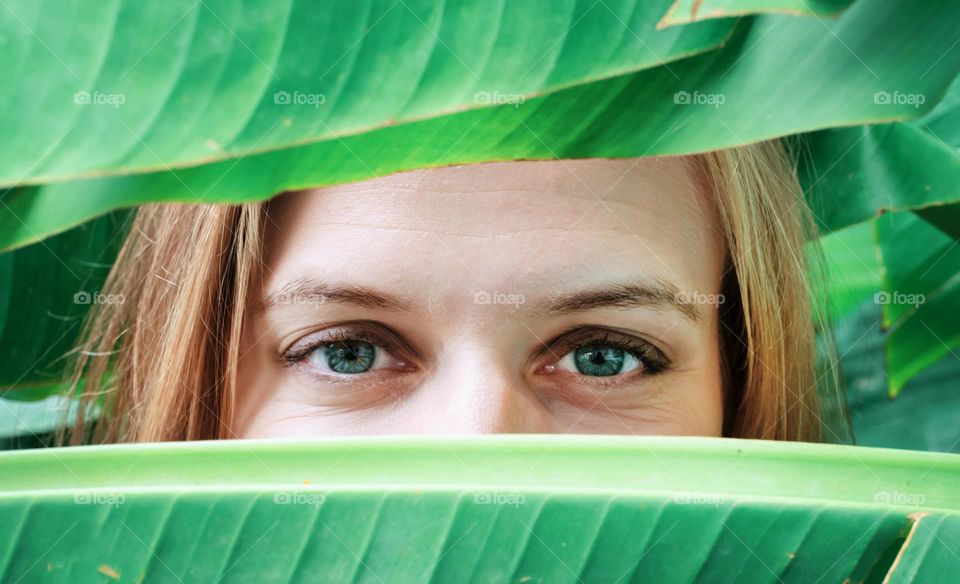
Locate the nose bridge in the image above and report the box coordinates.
[425,346,553,434]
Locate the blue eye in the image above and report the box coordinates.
[315,340,377,374]
[283,325,416,380]
[569,344,641,377]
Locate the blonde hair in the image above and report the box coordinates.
[66,141,848,444]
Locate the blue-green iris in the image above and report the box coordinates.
[322,341,376,374]
[574,345,626,377]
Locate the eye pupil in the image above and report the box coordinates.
[574,345,626,377]
[322,340,376,374]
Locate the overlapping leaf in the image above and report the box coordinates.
[658,0,854,27]
[833,299,960,452]
[801,75,960,235]
[0,437,958,581]
[2,0,958,253]
[0,0,734,187]
[799,69,960,395]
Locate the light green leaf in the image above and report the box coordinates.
[814,219,882,321]
[0,436,958,581]
[876,211,960,329]
[873,211,960,395]
[887,513,960,584]
[885,281,960,397]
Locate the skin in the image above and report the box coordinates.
[233,157,726,438]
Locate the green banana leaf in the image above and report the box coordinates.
[797,71,960,395]
[1,436,959,582]
[0,0,734,188]
[0,213,127,393]
[875,211,960,395]
[800,74,960,235]
[814,219,881,322]
[834,299,960,452]
[814,206,960,397]
[2,0,958,252]
[658,0,854,26]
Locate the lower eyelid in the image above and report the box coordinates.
[553,366,646,383]
[290,371,414,411]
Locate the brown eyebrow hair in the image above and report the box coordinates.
[260,278,414,312]
[261,277,702,323]
[538,279,702,323]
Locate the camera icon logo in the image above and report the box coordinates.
[474,291,491,305]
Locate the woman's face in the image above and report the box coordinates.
[234,157,727,437]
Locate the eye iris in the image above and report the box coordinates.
[574,345,626,377]
[322,340,376,374]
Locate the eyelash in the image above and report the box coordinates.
[282,328,401,366]
[547,329,671,377]
[281,325,671,379]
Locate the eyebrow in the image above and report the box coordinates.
[261,278,414,312]
[538,279,702,323]
[261,277,703,323]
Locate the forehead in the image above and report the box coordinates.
[262,157,724,299]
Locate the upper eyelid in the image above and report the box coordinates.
[283,330,404,374]
[540,327,670,364]
[282,321,412,357]
[284,323,670,371]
